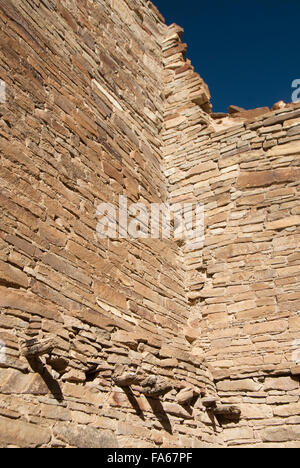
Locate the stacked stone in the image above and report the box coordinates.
[0,0,222,448]
[1,0,300,449]
[163,30,300,444]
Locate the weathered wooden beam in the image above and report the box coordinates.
[202,397,218,408]
[140,375,173,397]
[20,336,56,358]
[214,405,241,418]
[113,371,139,387]
[176,387,200,405]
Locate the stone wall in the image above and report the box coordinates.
[164,33,300,444]
[0,0,222,449]
[0,0,300,449]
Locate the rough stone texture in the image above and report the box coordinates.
[0,0,299,449]
[164,27,300,446]
[53,423,118,448]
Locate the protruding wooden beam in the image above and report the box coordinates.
[20,336,56,358]
[214,405,241,418]
[113,371,139,387]
[140,375,172,397]
[176,387,200,405]
[202,397,218,408]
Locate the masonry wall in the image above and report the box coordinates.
[1,0,300,449]
[164,33,300,445]
[0,0,224,449]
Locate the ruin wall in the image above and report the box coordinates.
[164,27,300,446]
[0,0,221,449]
[0,0,300,449]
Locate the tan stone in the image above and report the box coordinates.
[41,404,71,421]
[223,426,254,441]
[0,260,29,288]
[0,416,51,448]
[266,140,300,156]
[237,168,300,188]
[266,216,300,230]
[0,287,62,321]
[227,300,256,314]
[291,365,300,376]
[160,358,179,368]
[216,379,262,393]
[263,377,299,392]
[187,161,217,177]
[241,404,273,419]
[273,403,300,417]
[261,426,300,443]
[283,117,300,128]
[183,327,200,343]
[243,320,288,336]
[236,193,265,206]
[94,282,127,310]
[54,423,118,448]
[165,115,186,129]
[39,224,66,247]
[62,369,86,383]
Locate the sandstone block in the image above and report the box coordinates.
[54,423,118,448]
[117,421,148,439]
[273,403,300,417]
[187,161,217,177]
[94,282,127,310]
[39,224,66,247]
[261,425,300,443]
[239,168,299,188]
[291,365,300,376]
[243,320,288,336]
[42,253,91,286]
[0,416,51,448]
[217,379,262,393]
[241,404,273,419]
[263,376,299,391]
[165,115,186,129]
[265,140,300,155]
[0,260,29,288]
[5,235,42,259]
[183,327,200,343]
[160,358,179,368]
[62,369,86,383]
[223,426,254,441]
[266,216,300,230]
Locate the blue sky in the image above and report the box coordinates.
[153,0,300,113]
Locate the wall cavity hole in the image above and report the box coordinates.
[85,369,99,382]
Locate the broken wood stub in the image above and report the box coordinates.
[20,336,56,358]
[214,405,241,419]
[139,375,173,397]
[176,387,200,405]
[113,371,140,387]
[112,365,172,397]
[202,397,218,408]
[112,364,141,388]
